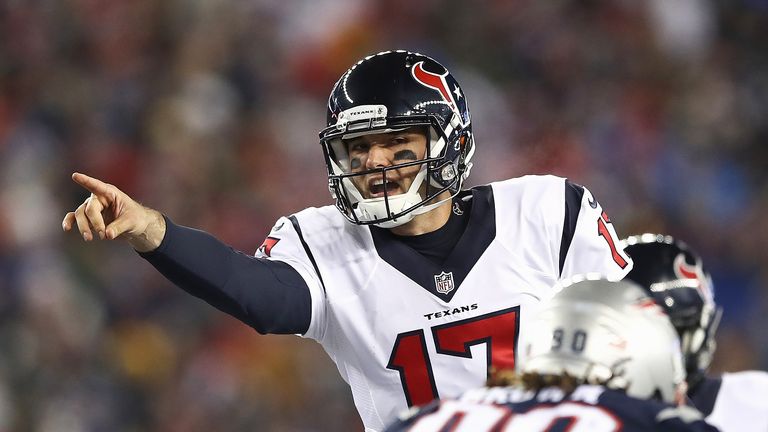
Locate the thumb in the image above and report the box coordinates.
[105,217,135,240]
[106,208,165,252]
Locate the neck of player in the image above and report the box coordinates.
[389,191,453,236]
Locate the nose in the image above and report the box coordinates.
[365,144,392,169]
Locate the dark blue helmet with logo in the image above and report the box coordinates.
[622,234,722,389]
[319,50,474,228]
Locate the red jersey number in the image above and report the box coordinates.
[387,307,520,407]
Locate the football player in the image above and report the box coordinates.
[623,234,768,432]
[384,277,719,432]
[62,50,633,431]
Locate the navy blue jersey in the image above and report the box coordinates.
[384,384,719,431]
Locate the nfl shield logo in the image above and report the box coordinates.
[434,271,455,294]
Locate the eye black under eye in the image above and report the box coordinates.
[393,149,418,161]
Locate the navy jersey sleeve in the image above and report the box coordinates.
[139,216,312,335]
[687,376,722,416]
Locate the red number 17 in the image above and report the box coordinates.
[386,307,520,407]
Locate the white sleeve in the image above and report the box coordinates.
[255,216,327,339]
[708,371,768,432]
[559,184,633,281]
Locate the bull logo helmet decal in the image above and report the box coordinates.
[411,61,468,126]
[673,253,714,304]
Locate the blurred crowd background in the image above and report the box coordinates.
[1,0,767,430]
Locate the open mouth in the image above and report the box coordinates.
[369,178,401,197]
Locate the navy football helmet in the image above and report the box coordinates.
[622,234,722,388]
[319,50,474,228]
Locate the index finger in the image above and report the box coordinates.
[72,172,112,197]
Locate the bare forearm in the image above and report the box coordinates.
[126,208,166,252]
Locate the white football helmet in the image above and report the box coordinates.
[521,276,687,404]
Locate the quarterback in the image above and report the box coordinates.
[63,50,632,431]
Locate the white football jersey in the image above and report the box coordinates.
[255,175,632,431]
[706,371,768,432]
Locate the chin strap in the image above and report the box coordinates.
[372,194,454,228]
[410,194,453,217]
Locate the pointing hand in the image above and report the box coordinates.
[62,173,165,252]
